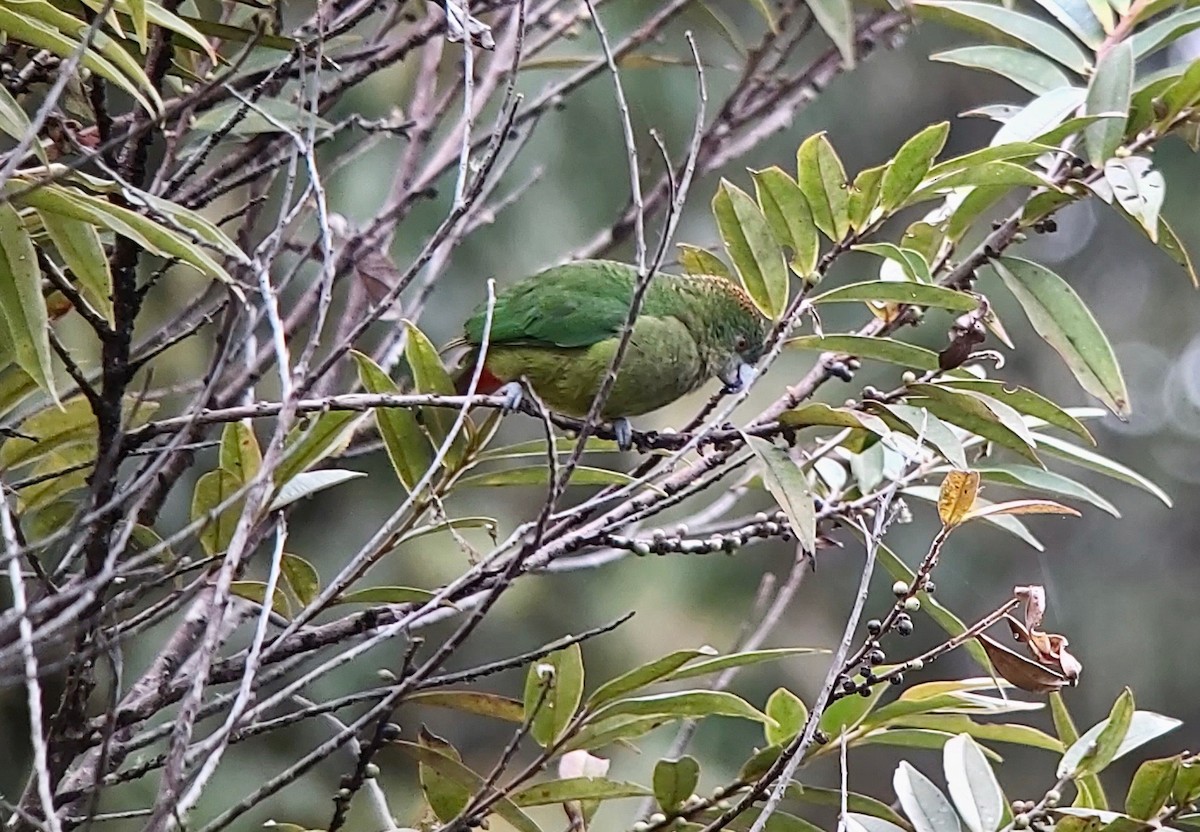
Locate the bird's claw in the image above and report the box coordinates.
[496,381,524,413]
[613,417,633,452]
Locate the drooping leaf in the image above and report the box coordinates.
[872,403,968,469]
[796,133,851,241]
[457,466,636,489]
[275,411,363,485]
[1059,689,1135,778]
[523,644,585,747]
[991,257,1129,418]
[751,167,819,278]
[882,122,950,211]
[1132,7,1200,58]
[1032,431,1171,505]
[191,469,244,556]
[0,203,55,399]
[405,321,468,467]
[808,0,855,67]
[511,778,652,807]
[1029,0,1105,47]
[908,391,1042,466]
[586,646,718,707]
[962,499,1080,521]
[352,351,433,490]
[37,210,113,324]
[932,46,1073,95]
[970,465,1118,516]
[401,739,543,832]
[905,487,1045,549]
[1084,40,1133,165]
[899,714,1061,752]
[779,402,891,436]
[745,435,816,552]
[713,179,789,319]
[936,379,1094,444]
[590,691,774,726]
[268,469,366,511]
[811,281,978,312]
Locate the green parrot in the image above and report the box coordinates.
[451,259,770,449]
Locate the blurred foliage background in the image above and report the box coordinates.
[5,1,1199,829]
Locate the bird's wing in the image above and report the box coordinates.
[465,261,640,348]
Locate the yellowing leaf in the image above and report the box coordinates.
[938,470,980,526]
[963,499,1081,520]
[712,179,789,319]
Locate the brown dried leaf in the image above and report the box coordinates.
[1016,585,1046,631]
[938,469,980,526]
[977,633,1075,693]
[964,499,1082,520]
[355,251,405,321]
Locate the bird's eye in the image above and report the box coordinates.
[735,335,749,352]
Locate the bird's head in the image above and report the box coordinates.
[707,280,771,395]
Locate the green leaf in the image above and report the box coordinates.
[562,715,672,752]
[275,411,363,485]
[849,164,886,231]
[786,335,941,371]
[911,1,1091,73]
[812,280,978,312]
[1084,40,1133,165]
[745,436,816,553]
[1132,7,1200,58]
[908,163,1054,204]
[0,203,55,399]
[899,714,1062,752]
[591,691,774,726]
[894,761,962,832]
[0,85,46,164]
[864,728,988,756]
[220,421,262,483]
[192,469,244,556]
[401,738,544,832]
[1126,756,1181,819]
[907,385,1041,466]
[992,257,1129,418]
[457,465,635,489]
[991,87,1086,147]
[1155,216,1199,288]
[280,553,320,607]
[523,643,584,747]
[751,167,819,278]
[653,756,700,812]
[852,243,934,283]
[882,122,950,211]
[1103,157,1164,242]
[872,404,968,469]
[512,778,652,807]
[846,814,911,832]
[192,99,335,137]
[415,729,470,823]
[944,734,1005,832]
[932,46,1072,94]
[0,395,154,470]
[903,487,1044,549]
[1032,431,1170,505]
[821,683,889,737]
[269,469,365,511]
[925,141,1057,180]
[333,586,441,606]
[406,691,525,723]
[475,437,620,462]
[808,0,855,66]
[175,14,296,50]
[795,789,912,829]
[37,210,113,324]
[587,646,718,707]
[405,321,467,467]
[352,350,432,490]
[1173,759,1200,804]
[1030,0,1104,47]
[936,379,1094,444]
[661,647,825,682]
[971,465,1117,516]
[797,133,850,241]
[19,447,91,512]
[1059,689,1135,778]
[677,244,731,279]
[230,581,290,616]
[780,402,891,436]
[713,179,789,319]
[765,688,807,745]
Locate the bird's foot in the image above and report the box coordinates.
[496,381,525,413]
[612,417,633,452]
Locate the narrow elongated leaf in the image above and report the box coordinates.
[900,714,1061,752]
[992,257,1129,417]
[333,586,440,606]
[906,487,1044,549]
[1030,0,1104,47]
[796,790,911,829]
[932,46,1072,94]
[751,167,819,278]
[590,691,773,726]
[587,647,718,707]
[1033,432,1171,505]
[894,762,962,832]
[937,380,1094,444]
[797,133,850,241]
[874,404,968,469]
[911,1,1091,73]
[1132,7,1200,58]
[847,814,911,832]
[269,469,366,510]
[746,436,816,552]
[991,87,1086,147]
[192,469,244,556]
[407,691,524,722]
[0,85,45,163]
[0,396,154,469]
[1085,40,1133,165]
[37,210,113,324]
[512,778,651,807]
[192,99,335,137]
[457,466,635,488]
[399,741,543,832]
[813,281,978,312]
[1104,157,1164,241]
[352,351,432,490]
[1059,709,1181,779]
[653,756,700,812]
[809,0,855,67]
[849,164,886,231]
[1126,756,1181,819]
[524,644,584,747]
[963,499,1080,521]
[971,465,1118,516]
[660,647,826,681]
[0,204,55,398]
[883,123,950,211]
[908,392,1042,466]
[561,715,672,752]
[405,321,468,467]
[1059,689,1135,778]
[786,335,941,371]
[275,412,363,485]
[1156,216,1199,288]
[944,733,1005,832]
[713,180,789,319]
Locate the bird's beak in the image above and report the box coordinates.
[719,360,757,395]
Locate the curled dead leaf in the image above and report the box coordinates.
[1015,585,1046,631]
[977,633,1076,693]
